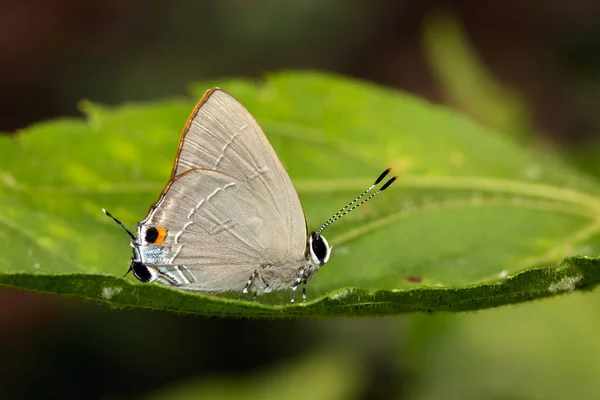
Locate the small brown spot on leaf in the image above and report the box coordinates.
[406,275,422,283]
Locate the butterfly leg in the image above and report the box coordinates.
[302,278,308,302]
[238,270,258,301]
[290,269,305,304]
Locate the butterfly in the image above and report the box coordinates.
[104,88,396,303]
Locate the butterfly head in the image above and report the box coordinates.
[308,232,332,267]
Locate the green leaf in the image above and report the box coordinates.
[1,71,600,317]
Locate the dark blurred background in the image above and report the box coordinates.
[2,1,600,399]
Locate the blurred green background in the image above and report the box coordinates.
[2,1,600,399]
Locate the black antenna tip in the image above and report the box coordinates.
[380,176,398,191]
[374,168,392,185]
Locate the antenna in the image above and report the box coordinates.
[103,209,136,277]
[103,208,136,241]
[317,168,397,234]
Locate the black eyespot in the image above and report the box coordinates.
[132,261,153,282]
[145,227,159,244]
[310,232,328,265]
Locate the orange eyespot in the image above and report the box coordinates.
[145,226,168,244]
[155,227,167,244]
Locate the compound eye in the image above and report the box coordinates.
[309,232,331,266]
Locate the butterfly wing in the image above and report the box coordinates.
[138,169,302,293]
[170,89,306,257]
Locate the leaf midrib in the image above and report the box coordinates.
[335,197,598,242]
[5,175,600,211]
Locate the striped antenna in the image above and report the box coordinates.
[317,168,397,234]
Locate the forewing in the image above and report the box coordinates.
[139,169,299,292]
[171,89,306,253]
